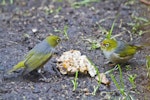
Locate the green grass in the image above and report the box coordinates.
[54,25,69,40]
[125,65,132,71]
[127,15,150,35]
[82,37,100,50]
[97,24,108,35]
[110,65,125,96]
[55,0,63,2]
[71,71,79,91]
[45,6,62,15]
[45,8,54,15]
[91,42,100,50]
[63,25,69,40]
[2,0,6,5]
[106,18,116,39]
[1,0,13,5]
[10,0,13,4]
[92,67,101,95]
[72,0,100,8]
[88,58,101,95]
[87,16,119,50]
[125,0,136,5]
[105,65,119,74]
[109,65,136,100]
[106,14,120,39]
[128,74,137,89]
[55,6,62,14]
[146,56,150,77]
[97,14,119,39]
[92,84,100,96]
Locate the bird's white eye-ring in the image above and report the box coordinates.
[57,39,60,43]
[105,43,109,47]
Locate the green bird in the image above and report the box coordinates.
[100,38,142,64]
[8,35,61,75]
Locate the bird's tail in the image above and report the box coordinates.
[135,45,143,50]
[8,61,25,74]
[136,42,150,50]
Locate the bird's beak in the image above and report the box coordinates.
[100,42,103,47]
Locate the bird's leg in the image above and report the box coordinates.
[52,66,61,77]
[38,68,47,80]
[104,61,117,67]
[108,63,117,67]
[104,61,110,65]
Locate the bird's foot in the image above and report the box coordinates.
[39,77,49,82]
[108,63,117,67]
[104,61,117,67]
[39,73,47,80]
[52,66,62,77]
[37,70,47,81]
[104,61,110,65]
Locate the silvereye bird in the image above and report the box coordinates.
[100,38,142,64]
[8,35,61,75]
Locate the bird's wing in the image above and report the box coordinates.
[118,45,137,57]
[23,52,52,75]
[25,51,33,59]
[115,41,137,57]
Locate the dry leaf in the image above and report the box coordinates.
[95,73,110,85]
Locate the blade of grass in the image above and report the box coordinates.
[133,16,149,22]
[71,71,78,91]
[63,25,69,40]
[2,0,6,5]
[54,25,69,40]
[110,74,125,96]
[10,0,13,4]
[106,14,119,39]
[110,65,125,96]
[98,24,108,34]
[87,58,101,95]
[105,65,119,74]
[88,58,101,84]
[72,0,100,8]
[128,74,137,89]
[118,64,124,90]
[146,56,150,77]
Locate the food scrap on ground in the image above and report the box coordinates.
[56,50,110,85]
[56,50,96,77]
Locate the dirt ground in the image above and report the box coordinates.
[0,0,150,99]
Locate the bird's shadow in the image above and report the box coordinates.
[3,69,62,83]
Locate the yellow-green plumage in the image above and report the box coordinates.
[118,45,139,57]
[8,35,60,75]
[8,61,25,73]
[100,38,142,63]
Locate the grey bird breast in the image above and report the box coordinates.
[33,40,53,54]
[114,41,126,54]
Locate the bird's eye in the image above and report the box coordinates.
[105,43,109,47]
[57,39,60,43]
